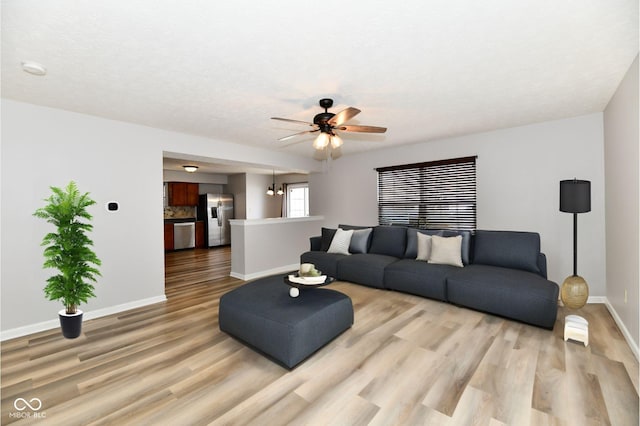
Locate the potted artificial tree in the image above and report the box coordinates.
[33,181,102,339]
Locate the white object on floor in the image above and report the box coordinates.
[564,314,589,346]
[289,287,299,298]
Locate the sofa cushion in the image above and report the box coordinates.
[337,254,399,289]
[384,259,455,301]
[404,228,443,259]
[473,230,541,274]
[349,228,373,254]
[429,235,464,267]
[300,251,345,278]
[447,264,558,329]
[369,226,407,258]
[320,227,337,252]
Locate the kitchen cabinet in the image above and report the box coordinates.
[167,182,199,206]
[164,223,174,251]
[195,221,205,248]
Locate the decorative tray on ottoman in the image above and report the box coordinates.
[285,273,334,287]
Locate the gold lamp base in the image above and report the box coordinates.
[560,275,589,309]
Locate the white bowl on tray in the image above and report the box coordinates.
[287,274,327,285]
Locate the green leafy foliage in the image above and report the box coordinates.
[33,182,102,314]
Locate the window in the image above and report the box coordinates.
[286,183,309,217]
[376,156,476,230]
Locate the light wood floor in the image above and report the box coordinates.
[2,247,638,425]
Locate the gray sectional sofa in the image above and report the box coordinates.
[300,225,559,329]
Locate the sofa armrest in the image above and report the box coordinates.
[310,236,322,251]
[538,253,548,279]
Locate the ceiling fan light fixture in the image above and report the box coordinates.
[330,134,343,148]
[183,165,198,173]
[313,132,330,150]
[272,98,387,160]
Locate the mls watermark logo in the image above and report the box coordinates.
[9,397,46,419]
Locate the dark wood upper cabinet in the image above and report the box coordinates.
[186,183,199,206]
[167,182,199,206]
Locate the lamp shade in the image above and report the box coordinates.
[560,179,591,213]
[313,133,330,150]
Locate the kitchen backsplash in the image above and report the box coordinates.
[164,206,197,219]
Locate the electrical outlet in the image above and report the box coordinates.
[624,289,628,304]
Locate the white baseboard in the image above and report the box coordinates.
[584,296,638,360]
[230,264,299,281]
[0,295,167,341]
[602,298,639,361]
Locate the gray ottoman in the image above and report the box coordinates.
[219,274,353,369]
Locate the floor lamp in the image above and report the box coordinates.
[559,179,591,309]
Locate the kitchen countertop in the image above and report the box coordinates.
[164,218,197,223]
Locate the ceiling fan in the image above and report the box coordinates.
[271,98,387,160]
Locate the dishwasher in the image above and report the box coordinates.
[173,222,195,250]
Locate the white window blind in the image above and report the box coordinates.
[376,156,477,230]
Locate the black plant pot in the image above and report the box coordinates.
[58,309,83,339]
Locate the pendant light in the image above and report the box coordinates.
[267,170,276,196]
[266,170,284,196]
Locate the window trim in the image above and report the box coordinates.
[286,182,309,218]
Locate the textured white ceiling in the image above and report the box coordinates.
[2,1,638,165]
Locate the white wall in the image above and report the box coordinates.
[229,216,324,280]
[310,113,607,293]
[604,55,639,350]
[227,174,247,219]
[1,101,166,334]
[245,174,270,219]
[0,99,318,337]
[163,170,228,184]
[198,183,226,195]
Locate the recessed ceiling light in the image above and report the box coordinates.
[22,61,47,76]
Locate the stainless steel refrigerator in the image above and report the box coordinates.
[198,194,234,247]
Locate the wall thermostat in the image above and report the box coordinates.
[106,202,119,212]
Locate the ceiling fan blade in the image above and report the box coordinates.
[278,138,310,148]
[271,117,316,127]
[277,129,319,141]
[328,107,361,126]
[336,125,387,133]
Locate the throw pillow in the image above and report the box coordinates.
[415,232,433,261]
[428,235,463,267]
[348,228,372,254]
[442,230,471,265]
[327,228,354,255]
[321,227,337,252]
[404,228,443,258]
[369,226,407,258]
